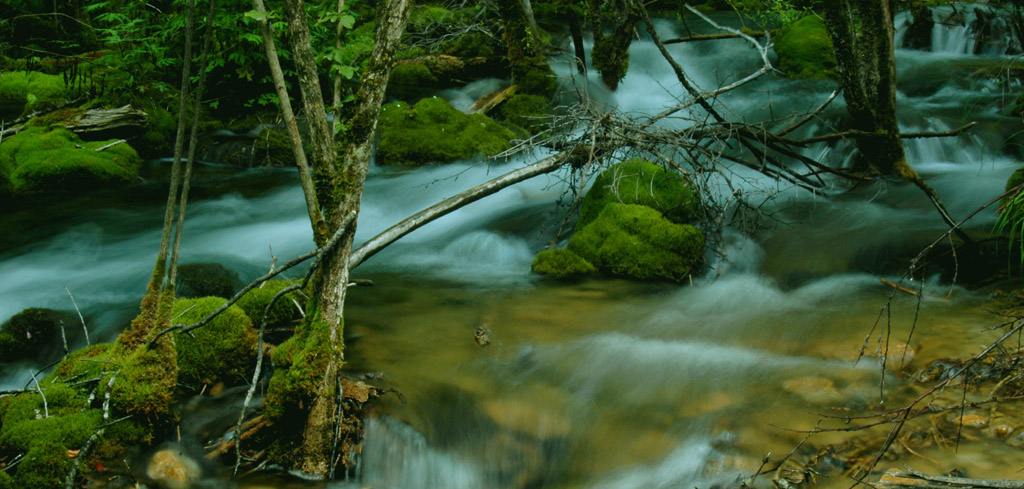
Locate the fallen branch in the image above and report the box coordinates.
[663,31,765,43]
[885,466,1024,489]
[93,139,126,152]
[64,286,90,345]
[350,152,572,269]
[789,122,977,145]
[880,278,920,297]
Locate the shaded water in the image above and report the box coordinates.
[2,7,1024,489]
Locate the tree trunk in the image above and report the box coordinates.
[496,0,556,97]
[822,0,907,177]
[823,0,972,243]
[265,0,412,477]
[591,0,638,90]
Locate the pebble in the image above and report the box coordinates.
[992,424,1014,439]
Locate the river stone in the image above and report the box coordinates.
[146,447,201,489]
[948,414,988,429]
[879,468,926,486]
[992,424,1014,439]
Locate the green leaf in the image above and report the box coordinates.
[26,93,37,105]
[243,9,268,22]
[337,65,355,79]
[338,14,356,29]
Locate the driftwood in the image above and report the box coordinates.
[66,105,148,140]
[469,84,516,115]
[878,466,1024,489]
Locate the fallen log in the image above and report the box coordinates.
[66,105,148,140]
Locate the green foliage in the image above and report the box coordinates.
[773,15,837,79]
[0,71,68,119]
[13,440,73,489]
[996,167,1024,273]
[501,93,550,135]
[0,126,140,198]
[377,97,515,166]
[175,263,242,299]
[172,297,257,389]
[444,31,498,58]
[568,203,705,281]
[531,248,596,278]
[579,159,699,228]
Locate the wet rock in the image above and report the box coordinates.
[0,308,78,364]
[879,468,926,486]
[782,376,844,405]
[992,424,1014,439]
[948,414,988,429]
[146,446,201,489]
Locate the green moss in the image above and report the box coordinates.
[531,248,596,278]
[108,342,178,422]
[53,343,114,380]
[773,15,837,80]
[514,57,558,97]
[390,62,439,87]
[236,280,303,330]
[0,469,13,489]
[444,31,498,58]
[568,203,704,281]
[14,440,73,489]
[0,308,61,361]
[0,71,68,119]
[139,102,176,156]
[579,159,699,228]
[592,35,631,89]
[500,93,550,135]
[0,126,140,197]
[172,297,257,389]
[377,97,515,166]
[175,263,242,299]
[265,317,336,420]
[0,409,101,453]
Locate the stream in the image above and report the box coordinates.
[3,6,1024,489]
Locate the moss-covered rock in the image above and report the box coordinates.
[377,97,515,166]
[579,159,699,228]
[0,126,140,197]
[501,93,550,135]
[175,263,242,299]
[0,469,13,489]
[390,62,439,87]
[773,15,837,80]
[236,279,303,330]
[13,439,74,488]
[172,297,257,389]
[531,248,596,279]
[0,308,71,362]
[568,203,704,281]
[0,71,68,119]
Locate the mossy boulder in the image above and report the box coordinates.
[172,297,257,389]
[568,203,704,281]
[377,97,515,166]
[501,93,550,135]
[773,15,837,80]
[0,308,73,363]
[390,62,439,87]
[236,279,304,330]
[531,248,596,279]
[0,71,69,119]
[579,159,699,228]
[0,127,141,197]
[175,263,242,299]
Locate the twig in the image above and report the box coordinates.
[29,370,48,418]
[880,278,920,297]
[65,286,90,345]
[93,139,126,152]
[66,374,119,489]
[896,466,1024,489]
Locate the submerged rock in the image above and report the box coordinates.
[145,446,202,489]
[530,248,596,279]
[0,308,77,364]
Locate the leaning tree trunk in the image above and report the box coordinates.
[269,0,412,476]
[823,0,970,240]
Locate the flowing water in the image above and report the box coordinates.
[3,8,1024,489]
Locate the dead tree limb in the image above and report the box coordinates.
[350,152,573,269]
